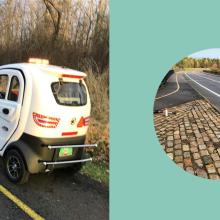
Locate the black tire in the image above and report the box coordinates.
[4,149,29,184]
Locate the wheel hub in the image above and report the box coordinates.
[7,156,21,179]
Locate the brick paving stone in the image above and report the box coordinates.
[190,147,199,153]
[174,135,180,140]
[215,161,220,168]
[175,150,182,156]
[174,144,181,150]
[167,141,173,147]
[167,136,174,141]
[211,153,220,161]
[183,152,191,158]
[166,148,173,153]
[203,136,210,142]
[212,138,219,143]
[174,140,181,145]
[197,139,204,145]
[208,146,215,154]
[175,156,183,163]
[200,150,209,156]
[195,133,202,138]
[196,169,208,178]
[195,159,203,168]
[209,174,219,179]
[190,141,197,147]
[182,145,189,151]
[206,164,216,174]
[184,158,192,167]
[181,136,187,140]
[198,144,207,150]
[193,152,200,160]
[202,155,213,165]
[174,130,179,135]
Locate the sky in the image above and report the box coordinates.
[189,48,220,59]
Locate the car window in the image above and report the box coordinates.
[0,75,8,99]
[8,76,20,102]
[51,81,87,106]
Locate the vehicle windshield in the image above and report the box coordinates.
[51,81,87,106]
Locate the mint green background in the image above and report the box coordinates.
[111,1,220,219]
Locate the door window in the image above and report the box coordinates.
[8,76,20,102]
[0,75,8,99]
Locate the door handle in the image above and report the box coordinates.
[2,108,9,115]
[2,126,8,131]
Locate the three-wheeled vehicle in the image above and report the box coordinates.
[0,58,96,184]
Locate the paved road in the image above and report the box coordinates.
[154,72,201,111]
[185,72,220,111]
[0,159,108,220]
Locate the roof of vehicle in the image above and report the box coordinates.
[0,63,87,78]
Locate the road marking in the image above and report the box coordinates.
[185,73,220,97]
[0,185,44,220]
[194,73,220,83]
[155,73,180,100]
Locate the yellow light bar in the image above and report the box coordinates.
[28,58,49,65]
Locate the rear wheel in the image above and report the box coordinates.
[4,149,29,184]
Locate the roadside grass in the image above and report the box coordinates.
[81,70,109,186]
[203,68,220,75]
[80,162,109,186]
[174,68,205,72]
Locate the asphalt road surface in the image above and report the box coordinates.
[0,159,108,220]
[185,72,220,111]
[154,72,201,111]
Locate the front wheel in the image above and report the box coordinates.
[4,149,29,184]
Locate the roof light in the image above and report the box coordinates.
[28,58,49,65]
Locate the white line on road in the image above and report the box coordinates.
[185,73,220,97]
[155,73,180,100]
[194,73,220,84]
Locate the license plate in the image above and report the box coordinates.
[59,148,73,157]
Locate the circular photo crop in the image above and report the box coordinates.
[154,48,220,180]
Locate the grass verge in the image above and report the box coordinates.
[80,162,109,186]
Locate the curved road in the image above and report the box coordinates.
[154,72,201,111]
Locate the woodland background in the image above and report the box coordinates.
[0,0,109,182]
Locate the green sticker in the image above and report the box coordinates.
[59,148,73,157]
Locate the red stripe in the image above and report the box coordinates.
[37,119,58,124]
[62,74,83,79]
[62,131,78,136]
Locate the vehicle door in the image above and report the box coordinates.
[0,69,24,150]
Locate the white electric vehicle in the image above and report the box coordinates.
[0,58,96,184]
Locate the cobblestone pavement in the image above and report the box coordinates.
[154,99,220,180]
